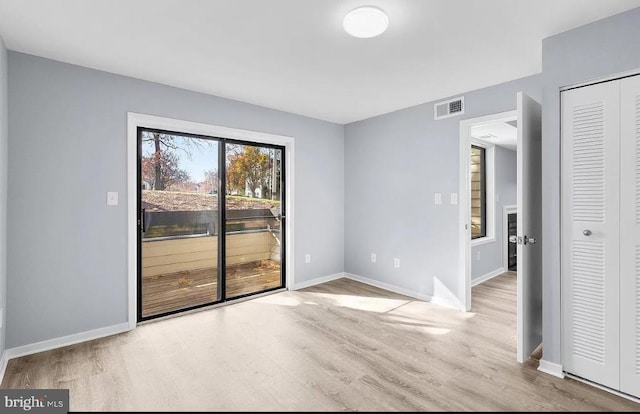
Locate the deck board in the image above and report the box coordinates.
[141,260,281,317]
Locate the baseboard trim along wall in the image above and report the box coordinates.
[537,359,565,379]
[5,322,131,360]
[471,267,506,287]
[345,273,462,310]
[565,373,640,404]
[292,271,463,310]
[291,272,345,290]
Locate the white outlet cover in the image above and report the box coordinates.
[450,192,458,205]
[434,193,442,205]
[107,191,119,206]
[305,254,311,263]
[371,253,377,263]
[393,258,400,268]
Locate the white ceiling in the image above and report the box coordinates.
[471,122,517,151]
[0,1,639,124]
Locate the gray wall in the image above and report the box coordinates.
[6,52,344,348]
[541,7,640,365]
[471,146,517,281]
[344,75,539,303]
[0,36,7,356]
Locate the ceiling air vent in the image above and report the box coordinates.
[434,96,465,120]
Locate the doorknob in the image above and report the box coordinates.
[583,230,592,236]
[512,235,536,245]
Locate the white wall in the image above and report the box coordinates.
[541,7,640,365]
[344,75,540,306]
[0,35,7,357]
[471,146,517,281]
[6,52,344,348]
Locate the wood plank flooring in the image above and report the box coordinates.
[2,273,639,411]
[142,260,281,317]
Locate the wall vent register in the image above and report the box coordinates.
[434,96,465,120]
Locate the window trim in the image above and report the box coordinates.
[470,139,495,247]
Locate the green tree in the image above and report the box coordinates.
[227,146,271,198]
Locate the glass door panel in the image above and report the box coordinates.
[224,143,284,299]
[139,130,219,318]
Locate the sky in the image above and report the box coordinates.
[142,134,218,183]
[141,133,279,184]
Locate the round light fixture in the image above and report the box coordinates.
[343,6,389,38]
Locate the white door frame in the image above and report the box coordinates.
[126,113,296,329]
[458,110,517,311]
[503,205,517,271]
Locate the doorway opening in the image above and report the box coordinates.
[468,118,518,290]
[458,93,542,363]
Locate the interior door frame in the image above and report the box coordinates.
[458,110,517,312]
[127,112,295,329]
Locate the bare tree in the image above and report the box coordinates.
[141,132,211,190]
[203,169,218,193]
[142,151,189,190]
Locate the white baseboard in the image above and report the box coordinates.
[566,373,640,404]
[537,359,565,379]
[4,322,131,360]
[0,350,8,385]
[471,267,505,287]
[344,273,462,310]
[291,272,345,290]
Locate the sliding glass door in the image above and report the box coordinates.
[138,130,219,318]
[224,143,284,299]
[137,128,285,321]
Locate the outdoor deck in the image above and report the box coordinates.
[142,260,281,317]
[141,230,282,317]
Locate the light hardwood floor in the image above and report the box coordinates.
[2,273,639,411]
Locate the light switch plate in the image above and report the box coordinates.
[434,193,442,205]
[107,191,119,206]
[450,192,458,205]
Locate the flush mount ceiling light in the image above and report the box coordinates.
[343,6,389,38]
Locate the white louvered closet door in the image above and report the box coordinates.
[562,80,620,390]
[620,75,640,397]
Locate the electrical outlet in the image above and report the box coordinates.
[434,193,442,205]
[107,191,118,206]
[394,258,400,268]
[371,253,377,263]
[305,253,311,264]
